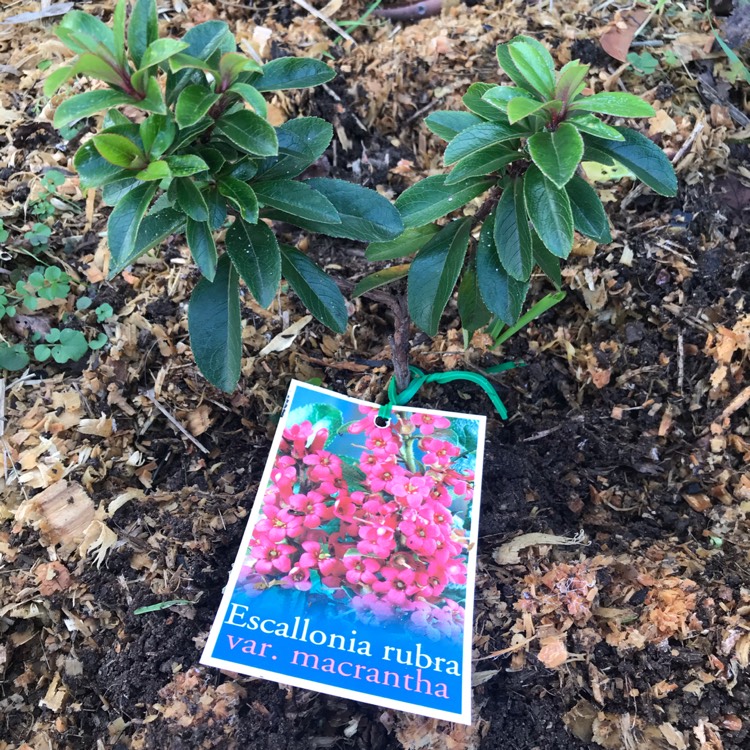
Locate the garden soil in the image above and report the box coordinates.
[1,1,749,749]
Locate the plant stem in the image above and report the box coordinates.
[471,186,502,229]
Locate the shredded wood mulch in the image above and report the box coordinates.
[1,1,749,749]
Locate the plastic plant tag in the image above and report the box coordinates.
[201,380,485,724]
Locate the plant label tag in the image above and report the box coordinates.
[201,380,485,724]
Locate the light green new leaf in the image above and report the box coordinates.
[188,255,242,392]
[215,110,278,157]
[227,82,267,117]
[527,122,584,188]
[476,211,529,326]
[462,83,509,121]
[494,180,533,282]
[583,127,677,196]
[175,84,219,127]
[508,41,555,97]
[565,175,611,244]
[567,113,624,141]
[43,64,74,97]
[92,133,145,168]
[395,174,494,228]
[555,60,589,103]
[54,90,134,129]
[523,165,574,258]
[186,218,217,281]
[225,218,280,308]
[506,96,554,125]
[481,86,535,113]
[280,246,348,333]
[353,264,410,298]
[408,219,471,336]
[570,92,655,118]
[135,160,171,182]
[219,178,259,223]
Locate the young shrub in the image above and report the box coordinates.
[364,35,678,339]
[47,0,403,391]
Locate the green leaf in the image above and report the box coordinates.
[565,175,611,244]
[175,84,220,127]
[457,262,492,336]
[257,117,332,180]
[462,83,509,121]
[494,180,533,282]
[225,219,281,307]
[92,133,145,168]
[424,110,483,141]
[227,82,267,117]
[531,230,562,289]
[75,139,136,189]
[407,219,471,336]
[481,86,536,114]
[219,52,263,85]
[444,122,524,165]
[136,160,171,182]
[139,115,176,158]
[395,174,494,228]
[139,39,189,72]
[523,165,574,258]
[188,254,242,392]
[570,92,655,118]
[138,76,168,115]
[527,122,584,188]
[365,225,440,261]
[205,187,228,231]
[280,246,349,333]
[508,40,555,97]
[186,218,217,280]
[164,155,209,177]
[128,0,158,69]
[268,178,403,242]
[583,127,677,196]
[353,264,410,297]
[168,53,219,74]
[476,211,529,325]
[215,110,278,157]
[567,113,624,141]
[251,57,334,91]
[53,90,134,129]
[108,183,157,270]
[56,11,115,57]
[254,179,340,224]
[43,64,74,97]
[496,42,539,96]
[219,178,259,223]
[0,343,30,372]
[69,54,123,87]
[174,178,209,222]
[507,96,553,125]
[445,144,518,185]
[555,60,590,103]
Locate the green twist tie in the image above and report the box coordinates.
[376,363,522,425]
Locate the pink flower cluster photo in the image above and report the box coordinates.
[240,405,477,641]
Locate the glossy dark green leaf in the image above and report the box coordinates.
[139,115,176,159]
[205,187,228,231]
[186,218,217,280]
[215,110,278,157]
[523,165,574,258]
[353,264,410,297]
[138,76,168,115]
[583,128,677,196]
[527,122,584,188]
[254,179,340,224]
[444,122,524,165]
[257,117,332,180]
[164,154,209,177]
[54,90,134,129]
[267,178,403,242]
[128,0,158,68]
[569,92,655,118]
[445,144,518,185]
[75,139,136,189]
[219,178,259,223]
[507,96,554,124]
[395,174,494,228]
[280,246,348,333]
[227,158,258,182]
[102,177,139,205]
[251,57,335,91]
[481,86,535,114]
[407,219,471,336]
[188,254,241,392]
[476,211,529,325]
[225,219,280,307]
[531,230,562,289]
[567,113,624,141]
[227,82,267,117]
[174,178,209,222]
[175,84,219,127]
[462,83,508,121]
[494,180,533,282]
[508,40,555,97]
[108,208,185,277]
[365,225,440,261]
[171,119,213,152]
[56,11,115,57]
[457,262,492,336]
[424,110,483,141]
[108,183,157,272]
[565,175,612,244]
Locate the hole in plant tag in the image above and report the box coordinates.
[201,379,486,724]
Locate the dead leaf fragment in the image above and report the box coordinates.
[537,637,569,668]
[493,531,586,564]
[599,10,649,62]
